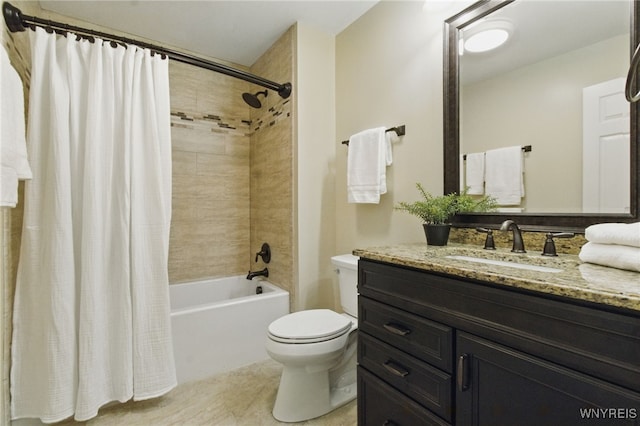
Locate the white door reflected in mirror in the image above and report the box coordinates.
[582,78,630,214]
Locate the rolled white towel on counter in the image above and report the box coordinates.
[579,242,640,272]
[585,222,640,248]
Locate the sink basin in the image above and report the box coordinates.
[445,255,563,273]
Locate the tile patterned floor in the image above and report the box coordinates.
[51,360,357,425]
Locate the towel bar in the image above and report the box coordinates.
[463,145,531,160]
[341,125,405,145]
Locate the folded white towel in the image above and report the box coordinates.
[485,146,524,206]
[579,242,640,272]
[465,152,485,195]
[1,45,31,207]
[347,127,389,204]
[585,222,640,248]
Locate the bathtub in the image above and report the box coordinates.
[170,276,289,384]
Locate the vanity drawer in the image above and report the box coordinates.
[359,296,453,372]
[358,366,450,426]
[359,332,452,422]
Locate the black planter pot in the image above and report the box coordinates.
[423,223,451,246]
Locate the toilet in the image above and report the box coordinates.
[265,254,359,423]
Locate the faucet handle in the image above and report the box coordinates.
[541,232,575,256]
[255,243,271,263]
[475,227,496,250]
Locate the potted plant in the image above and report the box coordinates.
[395,183,497,246]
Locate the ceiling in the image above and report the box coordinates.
[38,0,379,67]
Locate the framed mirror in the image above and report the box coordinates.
[444,0,639,232]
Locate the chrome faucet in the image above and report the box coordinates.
[500,220,526,253]
[246,268,269,280]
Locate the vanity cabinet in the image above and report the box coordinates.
[357,259,640,425]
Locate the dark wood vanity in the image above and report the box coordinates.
[355,246,640,425]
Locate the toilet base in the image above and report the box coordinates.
[272,366,356,423]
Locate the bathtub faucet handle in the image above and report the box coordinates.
[255,243,271,263]
[247,268,269,280]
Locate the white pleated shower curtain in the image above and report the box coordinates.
[11,27,176,423]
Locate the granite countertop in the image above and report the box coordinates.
[353,243,640,314]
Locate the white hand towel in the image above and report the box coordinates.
[579,242,640,272]
[465,152,485,195]
[485,146,524,206]
[585,222,640,248]
[347,127,388,204]
[0,45,32,207]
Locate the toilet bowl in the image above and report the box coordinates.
[265,254,359,423]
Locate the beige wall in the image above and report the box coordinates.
[463,35,628,212]
[335,1,472,253]
[296,24,337,311]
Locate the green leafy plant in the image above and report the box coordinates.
[455,188,499,215]
[395,183,497,225]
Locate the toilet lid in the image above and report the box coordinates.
[268,309,353,343]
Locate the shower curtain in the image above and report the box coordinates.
[10,27,176,422]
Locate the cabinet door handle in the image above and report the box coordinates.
[383,322,411,336]
[457,353,470,392]
[383,360,410,377]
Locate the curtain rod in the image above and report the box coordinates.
[2,2,292,99]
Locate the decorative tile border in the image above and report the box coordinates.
[170,111,252,136]
[171,97,291,137]
[250,98,291,134]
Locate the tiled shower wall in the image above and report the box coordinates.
[168,61,252,283]
[249,27,296,310]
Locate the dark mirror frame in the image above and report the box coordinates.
[443,0,640,233]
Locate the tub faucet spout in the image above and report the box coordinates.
[247,268,269,280]
[500,219,526,253]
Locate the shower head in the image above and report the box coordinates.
[242,90,268,109]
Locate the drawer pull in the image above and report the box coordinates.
[383,360,410,377]
[383,322,411,336]
[383,421,397,426]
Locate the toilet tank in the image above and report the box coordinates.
[331,254,359,317]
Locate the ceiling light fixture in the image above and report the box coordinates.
[463,20,512,54]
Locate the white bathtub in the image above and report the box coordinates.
[170,276,289,384]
